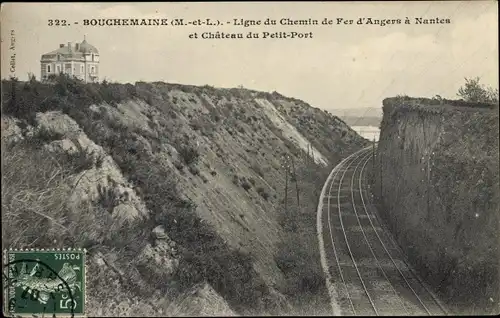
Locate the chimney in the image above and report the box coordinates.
[59,44,64,48]
[75,43,80,50]
[67,42,72,51]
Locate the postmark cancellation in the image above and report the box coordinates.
[3,248,87,318]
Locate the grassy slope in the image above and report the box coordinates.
[1,76,368,315]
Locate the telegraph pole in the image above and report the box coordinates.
[290,156,300,212]
[281,155,290,216]
[379,141,383,199]
[372,137,375,179]
[427,152,431,219]
[284,159,289,215]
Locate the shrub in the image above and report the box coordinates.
[33,126,65,143]
[95,152,106,169]
[178,145,200,166]
[256,187,269,201]
[248,178,256,186]
[173,160,184,171]
[457,77,499,104]
[232,174,239,186]
[200,174,208,183]
[188,164,200,176]
[63,150,95,173]
[297,271,324,294]
[241,179,252,191]
[251,163,264,177]
[97,183,118,214]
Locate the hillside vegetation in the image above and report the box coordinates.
[1,75,368,315]
[373,95,499,315]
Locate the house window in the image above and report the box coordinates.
[47,65,51,73]
[91,66,95,74]
[80,65,84,73]
[56,65,61,73]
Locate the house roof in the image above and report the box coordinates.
[41,38,99,59]
[79,39,98,54]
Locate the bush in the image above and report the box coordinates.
[33,126,65,143]
[251,163,264,177]
[63,150,95,173]
[249,178,256,186]
[188,164,200,176]
[241,179,252,191]
[200,174,208,183]
[178,145,200,166]
[232,174,239,186]
[97,183,118,214]
[458,77,499,104]
[237,125,245,134]
[256,187,269,201]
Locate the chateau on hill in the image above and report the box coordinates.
[40,37,99,83]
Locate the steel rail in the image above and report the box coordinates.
[358,154,449,315]
[350,152,411,314]
[333,148,379,315]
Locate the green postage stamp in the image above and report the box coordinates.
[3,248,86,317]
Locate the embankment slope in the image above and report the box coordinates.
[374,96,499,314]
[1,76,368,315]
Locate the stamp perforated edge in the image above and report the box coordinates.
[3,248,88,318]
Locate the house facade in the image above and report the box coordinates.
[40,37,99,83]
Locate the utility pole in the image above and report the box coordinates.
[427,152,431,219]
[290,156,300,213]
[281,154,290,216]
[284,159,289,215]
[379,145,383,199]
[372,137,375,182]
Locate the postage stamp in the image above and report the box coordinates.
[3,248,86,317]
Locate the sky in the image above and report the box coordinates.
[1,1,498,113]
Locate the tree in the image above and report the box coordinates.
[457,77,499,104]
[485,87,499,104]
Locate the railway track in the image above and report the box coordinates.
[317,147,448,316]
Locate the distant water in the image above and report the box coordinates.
[351,125,380,141]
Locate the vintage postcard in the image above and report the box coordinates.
[1,1,498,317]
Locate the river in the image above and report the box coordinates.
[351,125,380,142]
